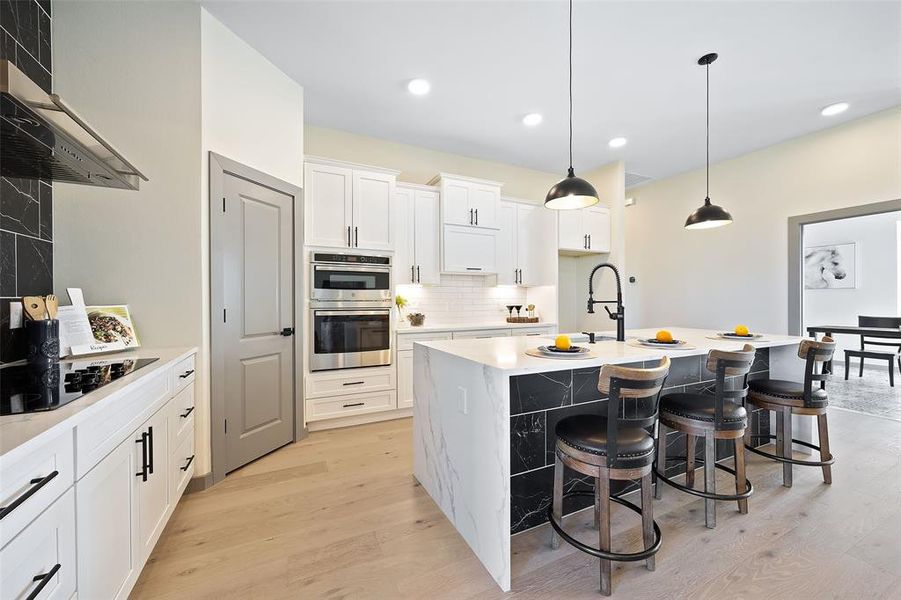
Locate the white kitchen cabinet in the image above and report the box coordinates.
[397,351,414,409]
[558,205,611,254]
[443,224,498,274]
[497,199,557,286]
[134,408,170,561]
[429,173,501,229]
[452,328,512,340]
[305,158,398,251]
[511,326,557,337]
[395,184,440,285]
[1,488,77,600]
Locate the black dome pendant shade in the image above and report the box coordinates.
[545,0,599,210]
[684,52,733,230]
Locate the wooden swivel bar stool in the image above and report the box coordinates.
[745,337,836,487]
[548,357,670,596]
[654,345,756,529]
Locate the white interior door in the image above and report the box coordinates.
[414,189,441,285]
[305,163,352,248]
[353,170,394,250]
[219,173,295,473]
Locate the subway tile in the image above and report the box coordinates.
[15,235,51,296]
[510,370,572,415]
[511,412,545,475]
[1,176,40,236]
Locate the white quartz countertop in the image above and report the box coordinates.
[396,322,556,334]
[0,346,196,461]
[416,327,803,375]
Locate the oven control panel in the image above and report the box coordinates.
[312,253,390,265]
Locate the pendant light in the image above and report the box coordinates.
[545,0,599,210]
[684,52,733,229]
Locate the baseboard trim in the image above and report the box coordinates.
[186,472,214,494]
[307,408,413,431]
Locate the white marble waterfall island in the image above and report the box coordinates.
[411,327,807,591]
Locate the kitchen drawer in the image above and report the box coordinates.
[75,368,171,478]
[452,329,512,340]
[172,354,196,394]
[307,390,396,421]
[512,327,556,337]
[396,331,452,351]
[171,434,194,501]
[169,385,195,448]
[1,487,76,600]
[0,429,74,548]
[305,367,394,400]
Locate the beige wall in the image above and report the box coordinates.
[624,106,901,333]
[305,125,564,202]
[53,2,203,351]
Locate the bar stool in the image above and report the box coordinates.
[548,357,670,596]
[745,336,836,487]
[654,345,755,529]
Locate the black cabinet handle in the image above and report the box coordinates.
[0,471,58,520]
[27,563,61,600]
[147,426,154,475]
[469,208,473,225]
[179,369,194,378]
[411,265,415,283]
[342,381,365,386]
[347,226,351,247]
[588,234,591,249]
[416,265,421,283]
[180,406,195,418]
[280,328,294,337]
[465,267,482,271]
[475,208,479,225]
[342,402,365,408]
[354,226,359,247]
[135,432,149,481]
[180,455,195,472]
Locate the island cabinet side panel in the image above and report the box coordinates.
[412,345,512,591]
[509,349,774,535]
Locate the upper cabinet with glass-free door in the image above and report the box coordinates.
[558,205,611,255]
[394,183,440,285]
[429,173,501,229]
[497,199,558,286]
[304,157,399,251]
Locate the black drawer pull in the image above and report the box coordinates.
[180,455,195,472]
[342,402,365,408]
[147,426,154,475]
[342,381,365,386]
[465,267,482,271]
[0,471,59,520]
[27,563,61,600]
[135,432,149,481]
[179,369,195,378]
[180,406,195,418]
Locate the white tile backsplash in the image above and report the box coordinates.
[396,275,528,324]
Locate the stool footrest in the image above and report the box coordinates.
[745,434,835,466]
[654,455,753,501]
[547,491,661,562]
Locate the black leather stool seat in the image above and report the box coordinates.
[748,379,828,408]
[659,393,747,431]
[555,415,655,469]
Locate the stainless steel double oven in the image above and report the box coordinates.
[309,252,392,372]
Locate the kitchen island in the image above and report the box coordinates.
[412,327,808,591]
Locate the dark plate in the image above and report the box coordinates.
[721,332,754,338]
[547,345,584,353]
[644,338,682,345]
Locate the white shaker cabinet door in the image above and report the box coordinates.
[352,170,394,251]
[134,408,170,563]
[585,206,611,253]
[558,207,587,252]
[396,350,414,409]
[469,183,499,228]
[77,436,140,600]
[394,186,416,285]
[496,202,517,285]
[305,162,353,248]
[518,203,557,286]
[441,179,472,226]
[443,225,498,274]
[413,189,441,285]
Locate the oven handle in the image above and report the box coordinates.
[311,264,390,273]
[313,310,391,317]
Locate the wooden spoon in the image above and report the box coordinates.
[23,296,47,320]
[45,294,58,319]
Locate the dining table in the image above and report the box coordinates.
[806,324,901,373]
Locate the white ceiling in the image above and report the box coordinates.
[202,1,901,182]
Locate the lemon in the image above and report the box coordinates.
[555,335,572,350]
[656,330,674,343]
[734,325,750,336]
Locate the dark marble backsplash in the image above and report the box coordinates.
[1,0,53,363]
[509,349,772,534]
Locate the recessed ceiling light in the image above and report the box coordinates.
[821,102,849,116]
[522,113,543,127]
[608,137,627,148]
[407,79,430,96]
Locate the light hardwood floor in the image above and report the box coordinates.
[132,408,901,599]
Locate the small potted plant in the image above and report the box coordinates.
[395,294,408,326]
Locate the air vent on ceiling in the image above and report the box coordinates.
[624,172,652,188]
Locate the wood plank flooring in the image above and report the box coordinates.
[132,408,901,599]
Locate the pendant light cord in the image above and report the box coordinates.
[568,0,573,171]
[705,60,710,200]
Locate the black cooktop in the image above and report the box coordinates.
[1,357,159,416]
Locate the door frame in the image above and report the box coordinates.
[209,152,305,485]
[787,198,901,336]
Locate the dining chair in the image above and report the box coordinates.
[843,316,901,387]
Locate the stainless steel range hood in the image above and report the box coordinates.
[1,59,147,190]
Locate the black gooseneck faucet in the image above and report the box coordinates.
[587,262,625,342]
